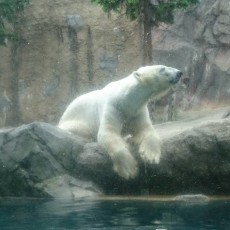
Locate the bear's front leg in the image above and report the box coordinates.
[111,145,138,179]
[98,106,138,179]
[98,129,138,179]
[139,131,161,164]
[132,107,161,164]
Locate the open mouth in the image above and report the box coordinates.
[170,75,180,84]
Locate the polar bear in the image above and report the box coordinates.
[58,65,182,179]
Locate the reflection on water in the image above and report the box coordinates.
[0,197,229,229]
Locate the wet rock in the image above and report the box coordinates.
[0,122,101,198]
[174,194,210,204]
[0,117,230,198]
[37,174,102,199]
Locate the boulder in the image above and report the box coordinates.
[0,115,230,198]
[0,123,102,198]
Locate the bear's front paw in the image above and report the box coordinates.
[139,134,161,164]
[112,150,138,179]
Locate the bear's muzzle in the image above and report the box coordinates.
[170,70,183,84]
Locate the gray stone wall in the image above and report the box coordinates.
[152,0,230,109]
[0,0,142,127]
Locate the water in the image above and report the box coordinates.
[0,197,229,230]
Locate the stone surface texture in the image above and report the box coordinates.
[0,0,141,126]
[0,113,230,198]
[152,0,230,109]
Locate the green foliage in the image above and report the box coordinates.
[91,0,199,24]
[154,0,199,24]
[0,0,29,44]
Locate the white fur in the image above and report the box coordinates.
[58,65,182,179]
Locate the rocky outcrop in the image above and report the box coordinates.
[0,123,103,198]
[152,0,230,109]
[0,114,230,198]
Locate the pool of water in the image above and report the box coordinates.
[0,197,229,230]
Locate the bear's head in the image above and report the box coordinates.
[134,65,182,90]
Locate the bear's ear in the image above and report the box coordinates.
[160,66,166,73]
[133,71,141,81]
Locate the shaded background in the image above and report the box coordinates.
[0,0,230,126]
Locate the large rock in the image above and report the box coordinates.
[0,114,230,198]
[0,123,102,198]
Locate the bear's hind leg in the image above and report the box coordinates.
[58,120,93,139]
